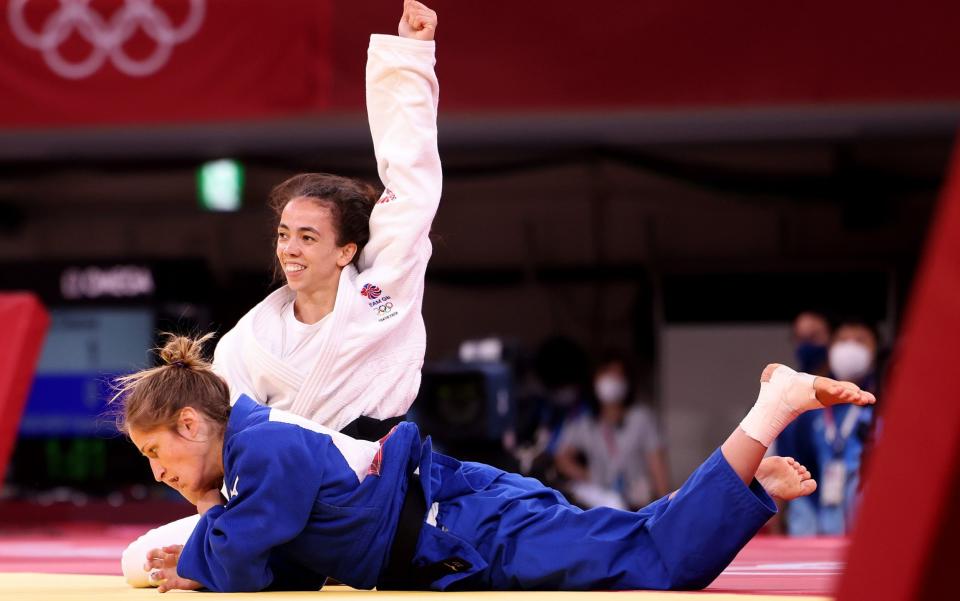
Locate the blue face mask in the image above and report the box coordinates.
[795,342,828,373]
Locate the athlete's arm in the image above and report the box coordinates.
[174,431,327,592]
[357,1,441,289]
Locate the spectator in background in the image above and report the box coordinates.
[554,352,669,510]
[782,317,879,535]
[509,336,592,482]
[791,311,833,376]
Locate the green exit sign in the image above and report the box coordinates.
[197,159,244,212]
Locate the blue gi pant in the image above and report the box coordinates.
[412,448,775,591]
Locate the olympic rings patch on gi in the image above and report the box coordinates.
[8,0,206,80]
[377,302,394,314]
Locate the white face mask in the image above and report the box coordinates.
[829,340,873,383]
[594,375,629,405]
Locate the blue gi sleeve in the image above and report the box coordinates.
[176,428,326,592]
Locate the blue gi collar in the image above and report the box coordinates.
[224,395,265,445]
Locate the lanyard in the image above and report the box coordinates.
[824,405,862,455]
[602,423,620,459]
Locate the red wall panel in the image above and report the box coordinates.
[837,133,960,600]
[0,293,49,487]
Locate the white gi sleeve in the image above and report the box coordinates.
[121,514,201,587]
[358,34,441,297]
[212,328,258,406]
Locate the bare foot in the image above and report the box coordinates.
[760,363,876,409]
[756,456,817,500]
[812,376,876,407]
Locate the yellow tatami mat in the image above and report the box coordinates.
[0,573,831,601]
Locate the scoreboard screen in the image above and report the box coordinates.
[19,307,153,438]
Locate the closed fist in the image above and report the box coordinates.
[399,0,437,41]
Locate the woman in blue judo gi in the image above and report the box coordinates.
[115,334,875,593]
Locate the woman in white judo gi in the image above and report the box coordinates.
[116,334,875,592]
[122,0,442,586]
[216,0,441,438]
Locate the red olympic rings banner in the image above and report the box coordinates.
[0,0,331,128]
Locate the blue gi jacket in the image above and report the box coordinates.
[177,395,422,591]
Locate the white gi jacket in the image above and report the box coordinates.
[212,35,441,431]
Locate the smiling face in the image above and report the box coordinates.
[276,197,357,297]
[128,407,224,502]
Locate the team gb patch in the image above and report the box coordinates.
[362,283,398,322]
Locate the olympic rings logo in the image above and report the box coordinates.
[8,0,206,80]
[377,302,394,315]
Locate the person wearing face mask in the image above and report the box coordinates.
[554,352,670,510]
[782,319,879,536]
[791,311,832,376]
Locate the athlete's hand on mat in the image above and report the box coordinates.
[195,489,225,515]
[144,544,201,593]
[399,0,437,41]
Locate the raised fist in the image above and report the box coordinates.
[398,0,437,41]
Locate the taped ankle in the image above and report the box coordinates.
[740,366,819,447]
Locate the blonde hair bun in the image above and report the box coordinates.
[111,332,230,434]
[158,332,215,370]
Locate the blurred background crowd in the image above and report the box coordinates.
[2,0,958,539]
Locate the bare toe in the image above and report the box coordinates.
[814,376,873,407]
[757,456,818,500]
